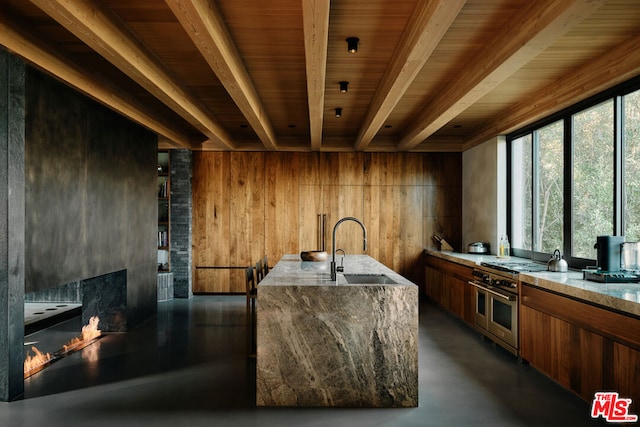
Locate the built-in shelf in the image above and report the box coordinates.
[158,151,170,272]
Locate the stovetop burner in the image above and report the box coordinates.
[480,261,547,274]
[583,269,640,283]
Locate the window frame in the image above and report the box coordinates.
[507,75,640,269]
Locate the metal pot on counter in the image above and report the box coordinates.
[467,242,489,254]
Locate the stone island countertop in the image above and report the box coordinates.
[257,253,416,287]
[256,254,418,407]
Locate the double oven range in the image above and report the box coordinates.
[469,261,546,356]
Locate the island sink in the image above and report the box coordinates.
[340,273,397,285]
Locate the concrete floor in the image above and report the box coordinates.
[1,296,608,427]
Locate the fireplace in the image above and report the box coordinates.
[24,316,102,379]
[22,270,128,380]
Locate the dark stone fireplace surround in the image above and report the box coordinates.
[1,49,159,401]
[26,270,128,333]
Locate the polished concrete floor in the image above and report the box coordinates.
[1,296,608,426]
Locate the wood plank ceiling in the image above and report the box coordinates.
[1,0,640,152]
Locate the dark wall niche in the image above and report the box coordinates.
[24,67,157,327]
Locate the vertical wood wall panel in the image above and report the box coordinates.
[299,185,324,251]
[363,185,398,269]
[324,185,365,256]
[298,152,324,185]
[193,152,232,292]
[230,152,265,269]
[265,153,300,262]
[192,151,462,292]
[398,186,424,283]
[337,152,364,186]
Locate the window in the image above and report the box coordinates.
[510,134,532,251]
[624,90,640,241]
[508,78,640,266]
[572,101,614,259]
[536,121,563,254]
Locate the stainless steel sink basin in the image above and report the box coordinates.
[341,274,397,285]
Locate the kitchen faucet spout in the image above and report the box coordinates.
[331,217,367,280]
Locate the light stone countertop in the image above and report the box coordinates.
[425,249,640,317]
[259,254,417,287]
[424,249,531,268]
[519,271,640,317]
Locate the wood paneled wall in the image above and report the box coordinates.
[193,152,461,293]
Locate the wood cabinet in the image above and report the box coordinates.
[424,254,474,325]
[157,151,170,271]
[193,152,462,293]
[521,284,640,412]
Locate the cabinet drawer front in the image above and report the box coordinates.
[438,259,473,281]
[521,284,640,350]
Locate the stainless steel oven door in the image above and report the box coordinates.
[487,290,518,350]
[469,281,489,331]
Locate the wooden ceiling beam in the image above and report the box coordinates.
[354,0,465,151]
[166,0,279,151]
[0,16,198,150]
[29,0,236,150]
[463,33,640,151]
[397,0,605,151]
[302,0,330,151]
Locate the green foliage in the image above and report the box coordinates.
[572,101,614,258]
[537,121,564,253]
[624,91,640,242]
[512,88,640,259]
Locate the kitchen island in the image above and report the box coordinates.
[256,254,418,407]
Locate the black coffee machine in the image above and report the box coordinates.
[595,235,625,271]
[584,235,640,282]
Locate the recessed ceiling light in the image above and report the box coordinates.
[335,108,342,118]
[346,37,359,53]
[339,81,349,93]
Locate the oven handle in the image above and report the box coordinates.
[468,281,517,302]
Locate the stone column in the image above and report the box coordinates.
[170,149,192,298]
[0,50,26,402]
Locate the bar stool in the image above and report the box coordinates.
[262,255,269,276]
[245,266,257,357]
[256,259,264,283]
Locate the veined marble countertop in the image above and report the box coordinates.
[256,254,418,407]
[519,271,640,317]
[259,254,416,287]
[424,249,533,268]
[425,249,640,317]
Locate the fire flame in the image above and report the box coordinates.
[24,346,54,374]
[24,316,102,377]
[62,316,101,354]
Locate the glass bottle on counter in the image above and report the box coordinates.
[499,235,510,258]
